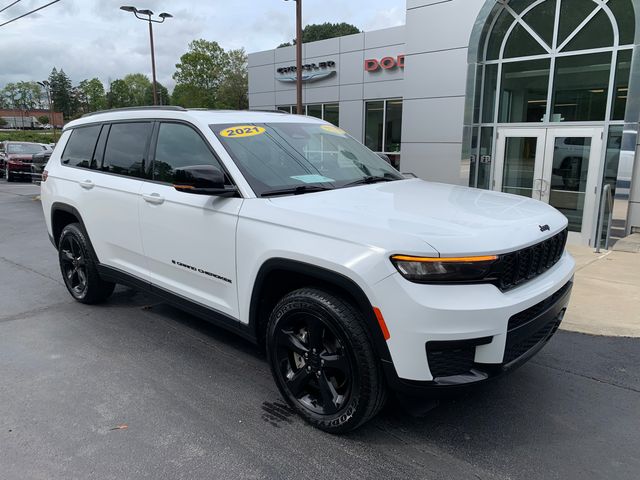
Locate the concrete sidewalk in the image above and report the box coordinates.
[564,244,640,338]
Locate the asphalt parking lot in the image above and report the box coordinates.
[1,180,639,480]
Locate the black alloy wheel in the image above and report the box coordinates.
[57,223,115,304]
[60,235,89,298]
[267,288,387,433]
[273,310,354,416]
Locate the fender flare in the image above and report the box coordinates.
[249,257,393,363]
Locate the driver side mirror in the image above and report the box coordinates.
[173,165,238,197]
[377,153,391,164]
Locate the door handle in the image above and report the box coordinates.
[142,193,165,205]
[79,180,94,190]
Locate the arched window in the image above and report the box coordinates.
[468,0,635,188]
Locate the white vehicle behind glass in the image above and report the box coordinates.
[40,107,575,433]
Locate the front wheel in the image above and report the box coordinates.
[58,223,115,304]
[6,168,14,182]
[266,288,387,433]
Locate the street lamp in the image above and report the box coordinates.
[37,80,57,141]
[120,5,173,106]
[285,0,303,115]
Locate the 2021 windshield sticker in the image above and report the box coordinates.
[220,125,265,138]
[320,125,346,136]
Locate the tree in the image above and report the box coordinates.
[278,22,360,47]
[217,48,248,110]
[49,68,75,119]
[77,78,107,113]
[107,79,131,108]
[0,117,7,127]
[0,82,43,110]
[144,81,170,106]
[38,115,49,124]
[123,73,152,106]
[172,39,227,108]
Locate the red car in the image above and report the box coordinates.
[0,141,51,182]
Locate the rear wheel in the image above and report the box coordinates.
[58,223,115,304]
[6,168,14,182]
[266,288,386,433]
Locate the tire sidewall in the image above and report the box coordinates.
[266,292,369,432]
[58,224,90,301]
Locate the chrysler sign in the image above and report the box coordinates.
[276,60,336,83]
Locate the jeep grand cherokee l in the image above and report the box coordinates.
[40,107,575,432]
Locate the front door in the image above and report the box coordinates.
[494,127,603,245]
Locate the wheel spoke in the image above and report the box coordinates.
[278,329,309,356]
[286,368,312,397]
[77,268,87,288]
[320,351,349,374]
[317,372,340,414]
[61,250,74,263]
[306,318,324,351]
[66,268,75,280]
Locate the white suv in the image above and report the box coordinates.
[40,107,575,432]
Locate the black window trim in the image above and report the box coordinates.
[60,124,103,168]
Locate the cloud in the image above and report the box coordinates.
[0,0,405,91]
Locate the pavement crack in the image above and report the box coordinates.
[532,360,640,394]
[0,301,72,324]
[0,256,62,285]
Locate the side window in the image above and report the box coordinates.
[102,122,152,177]
[61,125,102,168]
[153,122,227,184]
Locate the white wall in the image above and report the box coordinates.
[400,0,486,184]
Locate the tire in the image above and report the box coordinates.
[58,223,115,304]
[6,168,14,182]
[266,288,387,433]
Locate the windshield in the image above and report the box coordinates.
[211,122,403,196]
[7,143,45,155]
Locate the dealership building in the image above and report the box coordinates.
[248,0,640,247]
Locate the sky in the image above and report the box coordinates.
[0,0,405,91]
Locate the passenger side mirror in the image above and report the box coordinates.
[173,165,238,197]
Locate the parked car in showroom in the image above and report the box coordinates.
[40,107,575,432]
[0,141,50,182]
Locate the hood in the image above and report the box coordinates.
[261,179,568,256]
[7,154,34,162]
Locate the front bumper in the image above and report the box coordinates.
[372,251,575,390]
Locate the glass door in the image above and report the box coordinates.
[493,128,547,199]
[541,128,602,244]
[494,127,603,244]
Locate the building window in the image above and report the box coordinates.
[364,99,403,169]
[467,0,635,187]
[276,103,340,126]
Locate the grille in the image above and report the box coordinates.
[503,315,562,364]
[508,281,573,331]
[426,344,476,378]
[491,229,568,291]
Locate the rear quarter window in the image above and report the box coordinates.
[61,125,102,168]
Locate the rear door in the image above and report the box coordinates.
[71,121,153,279]
[139,121,242,319]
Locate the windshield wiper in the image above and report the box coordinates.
[342,176,397,188]
[260,185,334,197]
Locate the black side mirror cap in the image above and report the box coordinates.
[173,165,238,196]
[174,185,239,197]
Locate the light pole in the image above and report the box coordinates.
[37,80,56,141]
[120,6,172,106]
[285,0,303,115]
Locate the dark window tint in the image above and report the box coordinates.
[61,125,101,168]
[102,122,152,177]
[153,123,224,183]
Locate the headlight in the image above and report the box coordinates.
[390,254,498,283]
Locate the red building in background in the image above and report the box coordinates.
[0,109,64,128]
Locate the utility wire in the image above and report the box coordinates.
[0,0,60,28]
[0,0,22,14]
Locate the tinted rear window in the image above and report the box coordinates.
[101,122,152,177]
[62,126,102,168]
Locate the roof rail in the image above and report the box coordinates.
[82,105,187,118]
[249,109,289,114]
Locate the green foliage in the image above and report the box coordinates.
[0,81,44,110]
[107,79,130,108]
[0,118,7,127]
[37,115,49,124]
[77,78,107,113]
[0,131,56,143]
[123,73,152,106]
[172,40,248,110]
[278,22,361,47]
[144,81,171,106]
[49,68,75,119]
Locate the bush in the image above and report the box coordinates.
[0,131,58,143]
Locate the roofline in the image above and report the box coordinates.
[82,106,187,118]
